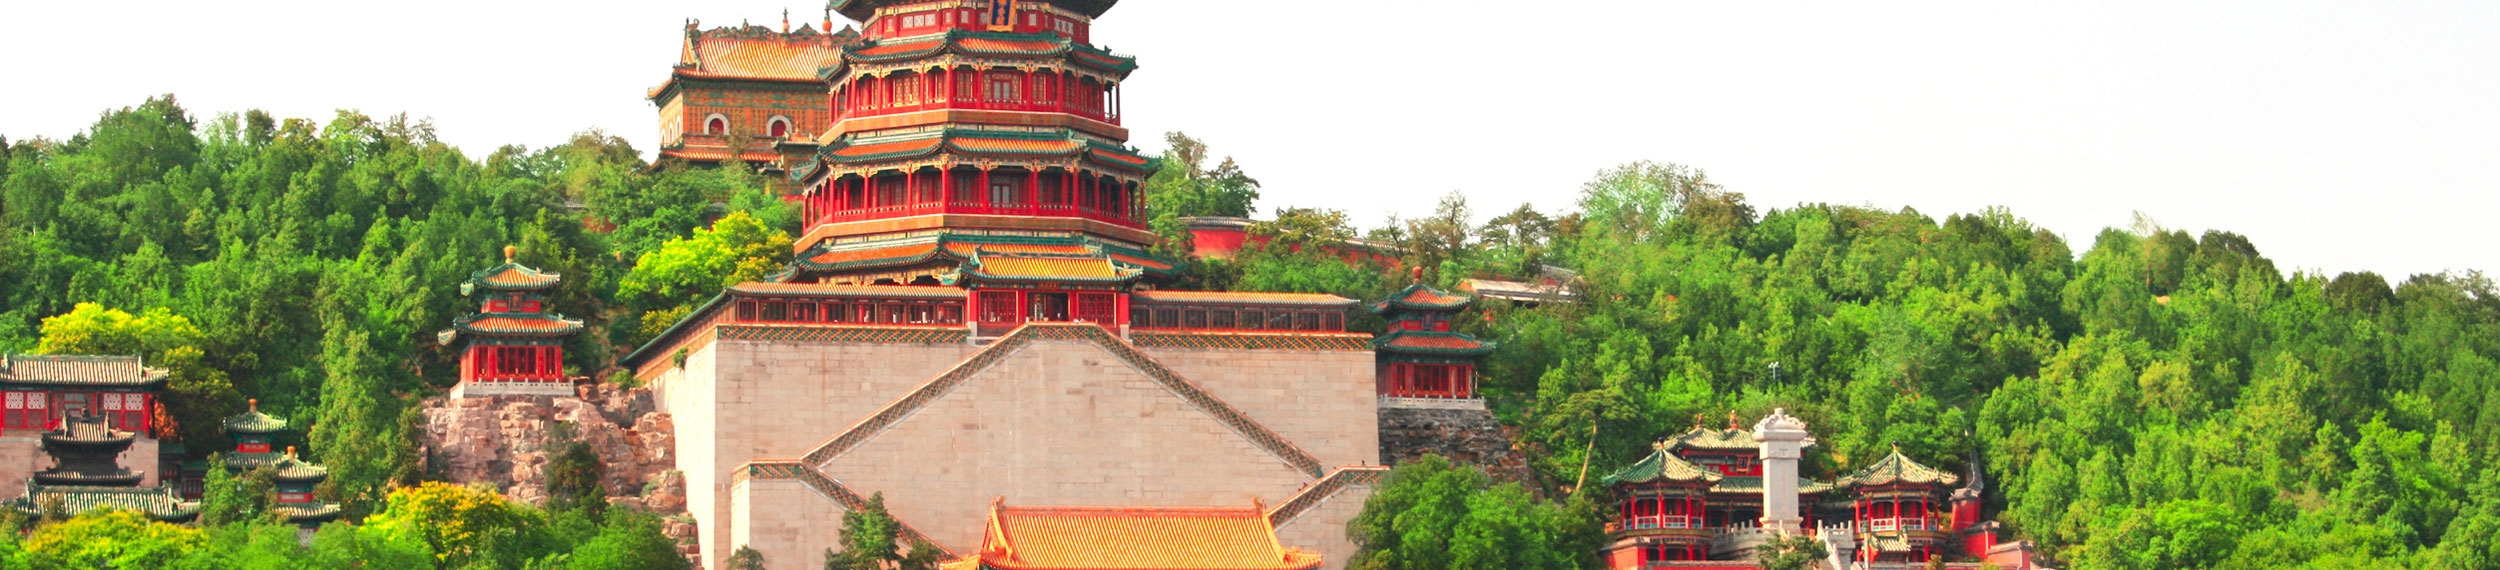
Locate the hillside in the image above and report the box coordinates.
[4,99,2496,569]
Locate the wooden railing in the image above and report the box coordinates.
[816,202,1141,229]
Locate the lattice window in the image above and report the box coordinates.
[1208,310,1236,329]
[1074,293,1115,324]
[1240,311,1264,330]
[986,74,1021,102]
[3,392,46,430]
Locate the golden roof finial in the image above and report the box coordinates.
[503,245,518,263]
[1726,409,1741,430]
[783,8,790,33]
[247,398,257,412]
[285,445,296,457]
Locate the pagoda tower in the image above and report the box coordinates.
[788,0,1167,335]
[222,399,341,527]
[439,246,583,398]
[7,412,196,522]
[1370,283,1495,403]
[33,412,145,487]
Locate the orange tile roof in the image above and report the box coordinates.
[477,266,560,288]
[828,138,943,160]
[729,283,968,299]
[661,149,783,163]
[947,243,1096,256]
[1382,334,1486,350]
[462,317,580,332]
[1107,253,1174,271]
[808,242,941,265]
[1089,149,1151,166]
[1396,287,1468,307]
[1130,291,1356,306]
[977,257,1126,280]
[687,37,841,81]
[951,137,1083,153]
[855,39,945,56]
[966,503,1323,570]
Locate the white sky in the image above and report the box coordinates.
[4,1,2494,280]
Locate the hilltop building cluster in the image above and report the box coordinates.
[0,2,2047,570]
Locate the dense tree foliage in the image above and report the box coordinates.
[1347,455,1601,570]
[1335,160,2500,568]
[0,483,685,569]
[0,97,778,567]
[821,493,939,570]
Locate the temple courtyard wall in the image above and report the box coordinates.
[645,330,1380,570]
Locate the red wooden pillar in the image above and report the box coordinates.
[906,169,918,205]
[979,168,993,209]
[1023,168,1038,209]
[940,167,954,205]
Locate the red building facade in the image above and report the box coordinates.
[650,16,853,172]
[439,247,583,397]
[1597,417,2053,569]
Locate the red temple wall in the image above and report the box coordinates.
[665,82,832,154]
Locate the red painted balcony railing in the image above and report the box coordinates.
[814,202,1144,230]
[837,97,1119,126]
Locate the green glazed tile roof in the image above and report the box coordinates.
[276,503,342,525]
[0,355,167,387]
[1709,475,1834,495]
[1836,448,1960,489]
[266,453,330,483]
[10,483,199,522]
[1669,426,1761,451]
[1601,449,1723,486]
[223,402,287,434]
[224,451,279,471]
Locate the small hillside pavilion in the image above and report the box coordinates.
[440,246,583,398]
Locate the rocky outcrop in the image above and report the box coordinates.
[1378,406,1541,488]
[419,384,678,510]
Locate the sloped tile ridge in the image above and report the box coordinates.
[1265,465,1391,527]
[798,323,1328,478]
[738,460,953,557]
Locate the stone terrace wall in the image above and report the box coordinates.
[1273,484,1375,570]
[1146,348,1381,471]
[419,382,688,562]
[816,341,1322,552]
[730,476,849,570]
[1378,406,1541,489]
[673,340,976,569]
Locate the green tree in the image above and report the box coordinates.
[34,303,244,445]
[824,493,939,570]
[616,211,792,345]
[1347,455,1597,570]
[196,457,276,527]
[1755,532,1828,570]
[726,547,767,570]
